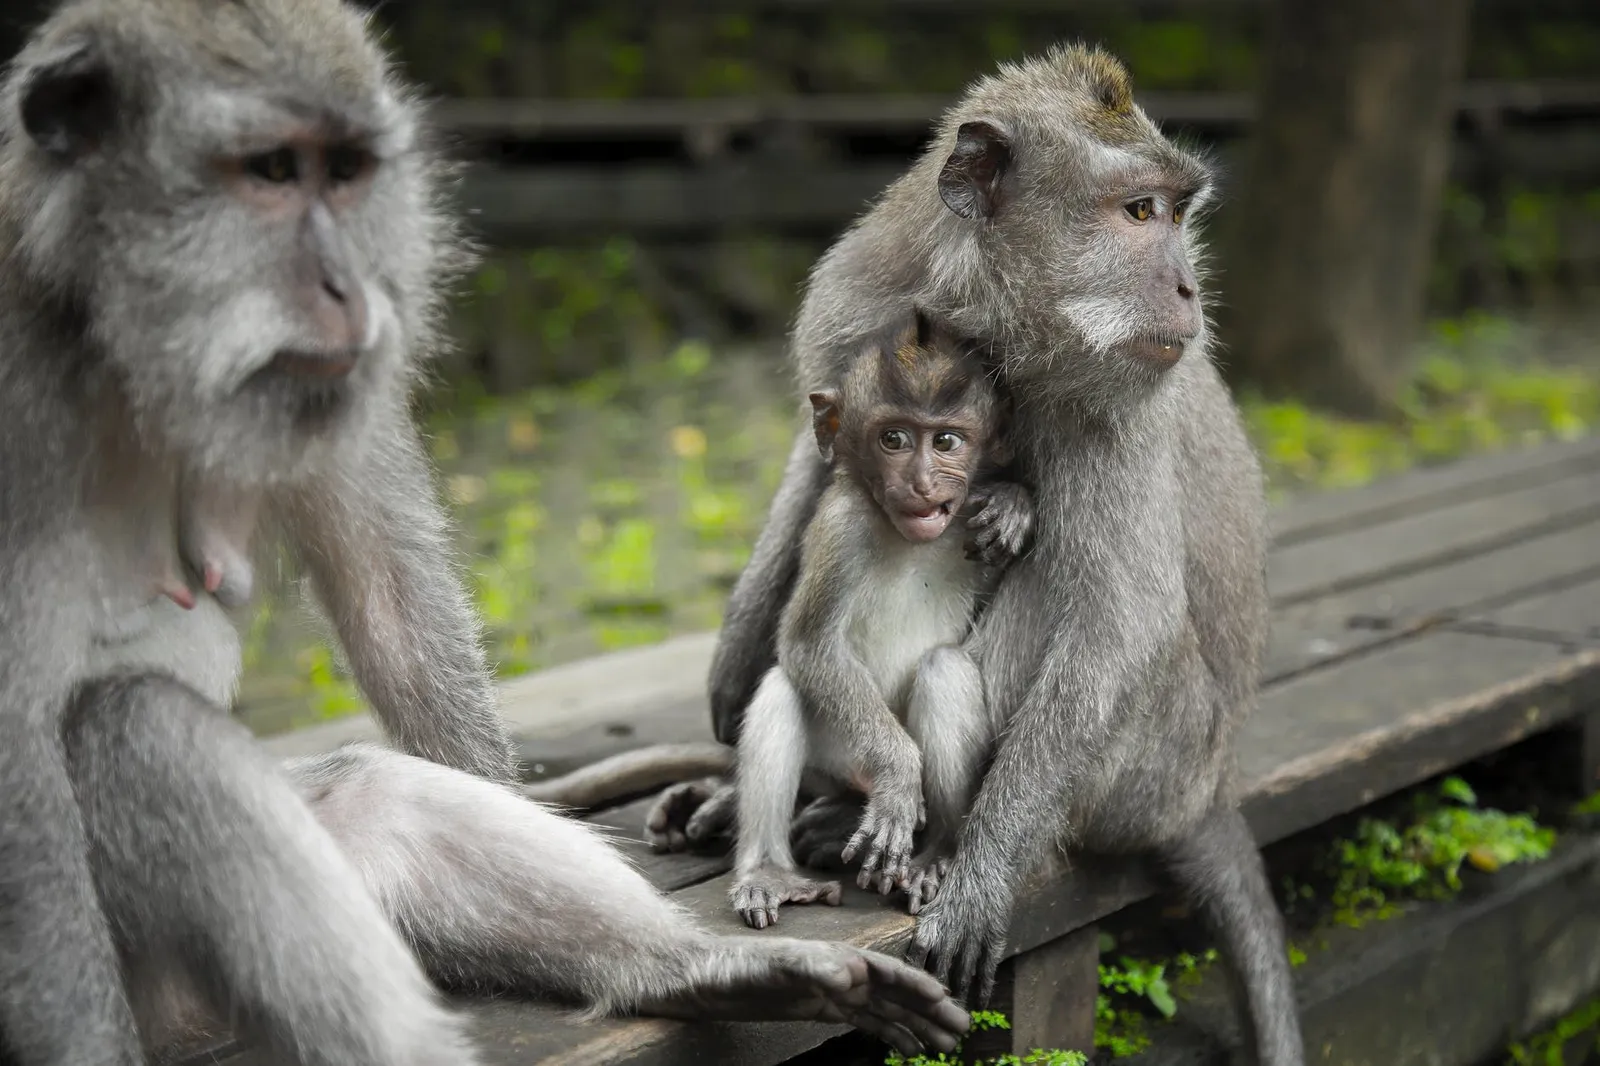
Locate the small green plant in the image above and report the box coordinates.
[882,1010,1087,1066]
[1091,949,1217,1057]
[1326,776,1556,928]
[1570,789,1600,818]
[1506,995,1600,1065]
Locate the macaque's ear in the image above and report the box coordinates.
[938,119,1012,220]
[809,390,842,463]
[19,36,116,161]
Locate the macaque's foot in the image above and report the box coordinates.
[906,867,1010,1005]
[644,777,734,852]
[642,937,971,1058]
[841,789,923,893]
[964,481,1035,567]
[790,793,864,870]
[902,853,949,916]
[731,866,843,929]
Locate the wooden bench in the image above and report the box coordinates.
[212,435,1600,1065]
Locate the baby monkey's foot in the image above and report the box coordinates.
[841,790,923,894]
[732,866,843,929]
[902,853,949,916]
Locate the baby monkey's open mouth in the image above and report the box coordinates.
[893,500,956,542]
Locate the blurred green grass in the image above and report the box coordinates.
[235,311,1599,736]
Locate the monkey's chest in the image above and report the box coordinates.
[85,508,244,710]
[845,544,984,716]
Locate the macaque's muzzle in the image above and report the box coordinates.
[889,494,961,543]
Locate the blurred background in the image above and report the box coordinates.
[7,0,1596,736]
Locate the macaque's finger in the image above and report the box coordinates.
[848,1016,924,1058]
[846,996,957,1056]
[686,790,735,842]
[976,948,1001,1007]
[841,827,868,865]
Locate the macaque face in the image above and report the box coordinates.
[865,417,983,543]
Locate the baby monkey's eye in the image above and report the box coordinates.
[1125,198,1154,222]
[1173,199,1189,224]
[244,147,298,184]
[932,431,964,453]
[327,144,370,184]
[880,429,912,452]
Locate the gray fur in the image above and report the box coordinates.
[0,1,969,1062]
[652,44,1303,1065]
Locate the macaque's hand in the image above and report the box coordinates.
[841,779,924,893]
[964,482,1034,567]
[906,861,1010,1005]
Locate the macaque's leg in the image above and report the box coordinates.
[288,744,969,1058]
[728,669,843,929]
[1159,805,1304,1066]
[63,674,474,1066]
[902,645,992,913]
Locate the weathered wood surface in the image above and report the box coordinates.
[434,81,1600,144]
[231,436,1600,1066]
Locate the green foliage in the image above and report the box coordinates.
[1323,777,1556,929]
[233,310,1599,736]
[1243,313,1599,497]
[1505,996,1600,1065]
[1091,950,1217,1058]
[1571,790,1600,818]
[883,1010,1087,1066]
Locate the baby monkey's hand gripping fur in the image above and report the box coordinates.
[729,312,1032,929]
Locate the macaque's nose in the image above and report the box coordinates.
[311,272,370,353]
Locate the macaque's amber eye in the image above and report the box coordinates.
[327,144,370,184]
[932,431,964,453]
[1173,199,1189,224]
[1124,198,1154,222]
[880,428,912,452]
[245,147,299,184]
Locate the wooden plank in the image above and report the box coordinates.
[432,82,1600,144]
[1267,465,1600,606]
[1263,515,1600,680]
[1243,642,1600,843]
[1268,435,1600,546]
[454,126,1600,238]
[1006,924,1100,1056]
[455,163,908,240]
[1470,573,1600,645]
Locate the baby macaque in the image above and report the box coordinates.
[731,310,1034,929]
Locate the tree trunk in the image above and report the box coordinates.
[1218,0,1472,418]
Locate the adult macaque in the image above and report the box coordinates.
[0,1,968,1062]
[732,311,1033,929]
[648,45,1305,1065]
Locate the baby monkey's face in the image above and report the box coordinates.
[867,416,985,543]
